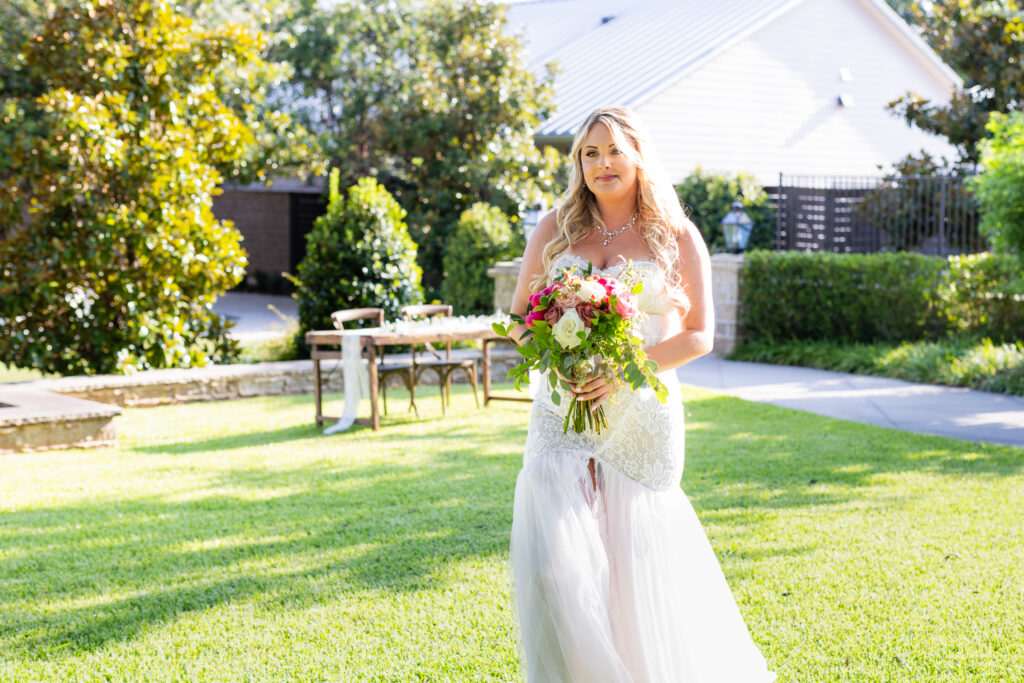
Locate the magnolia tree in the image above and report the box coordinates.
[0,0,295,374]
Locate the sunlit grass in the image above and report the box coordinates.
[1,384,1022,681]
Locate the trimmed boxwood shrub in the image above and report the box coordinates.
[440,203,524,315]
[741,251,1023,344]
[291,171,424,346]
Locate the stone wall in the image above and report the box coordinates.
[23,352,522,408]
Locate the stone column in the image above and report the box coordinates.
[710,253,744,356]
[487,258,522,314]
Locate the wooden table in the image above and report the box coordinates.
[306,325,528,431]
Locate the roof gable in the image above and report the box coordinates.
[505,0,961,139]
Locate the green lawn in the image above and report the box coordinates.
[1,385,1021,681]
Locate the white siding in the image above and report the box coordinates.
[636,0,959,184]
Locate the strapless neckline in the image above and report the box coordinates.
[556,252,659,273]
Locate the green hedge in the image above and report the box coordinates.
[741,251,1023,344]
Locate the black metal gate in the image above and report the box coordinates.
[773,174,987,255]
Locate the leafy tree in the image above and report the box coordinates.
[0,0,287,375]
[291,171,423,345]
[889,0,1024,162]
[674,169,775,253]
[884,0,918,22]
[970,111,1024,259]
[273,0,563,297]
[441,203,523,315]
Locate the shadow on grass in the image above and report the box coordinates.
[1,418,523,658]
[133,386,478,456]
[682,394,1024,515]
[3,388,1020,660]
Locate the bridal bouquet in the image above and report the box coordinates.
[493,263,667,434]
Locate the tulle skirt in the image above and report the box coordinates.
[510,387,776,682]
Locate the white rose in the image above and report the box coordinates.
[551,308,590,349]
[577,279,606,303]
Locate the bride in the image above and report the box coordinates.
[507,107,776,682]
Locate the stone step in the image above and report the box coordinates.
[0,388,121,454]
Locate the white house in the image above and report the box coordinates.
[505,0,962,184]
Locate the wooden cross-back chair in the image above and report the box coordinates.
[400,304,479,415]
[331,307,418,417]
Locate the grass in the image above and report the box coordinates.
[1,384,1022,681]
[731,336,1024,396]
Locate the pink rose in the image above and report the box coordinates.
[543,306,563,325]
[529,292,543,308]
[577,302,598,327]
[524,309,545,328]
[615,293,638,319]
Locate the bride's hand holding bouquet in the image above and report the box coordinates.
[494,263,667,434]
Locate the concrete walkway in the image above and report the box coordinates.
[213,292,1024,449]
[213,292,298,341]
[677,356,1024,449]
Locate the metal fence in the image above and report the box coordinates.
[771,174,988,255]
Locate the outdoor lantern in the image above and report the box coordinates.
[522,202,544,242]
[720,201,754,253]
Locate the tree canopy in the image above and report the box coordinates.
[0,0,292,374]
[889,0,1024,163]
[272,0,563,296]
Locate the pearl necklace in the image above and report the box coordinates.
[595,212,638,246]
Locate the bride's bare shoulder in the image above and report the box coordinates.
[533,209,559,245]
[675,216,710,267]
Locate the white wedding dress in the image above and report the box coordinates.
[510,254,776,682]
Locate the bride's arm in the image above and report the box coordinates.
[508,210,559,344]
[644,218,715,372]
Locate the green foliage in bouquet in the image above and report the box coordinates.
[441,203,524,315]
[493,263,665,434]
[291,172,424,351]
[0,0,285,375]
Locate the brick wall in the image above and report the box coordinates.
[213,190,291,283]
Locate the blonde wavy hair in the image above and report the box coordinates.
[534,106,691,311]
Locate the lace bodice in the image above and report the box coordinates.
[525,253,686,490]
